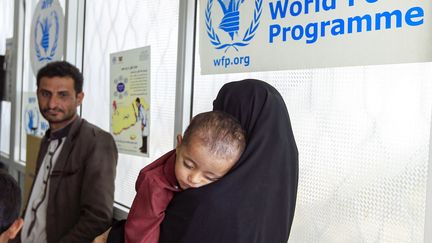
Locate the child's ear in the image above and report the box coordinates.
[176,134,183,148]
[6,218,24,239]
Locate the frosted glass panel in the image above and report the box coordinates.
[84,0,179,207]
[1,101,11,155]
[0,0,14,55]
[0,0,14,156]
[19,0,43,162]
[193,50,432,242]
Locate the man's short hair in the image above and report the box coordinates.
[36,61,84,94]
[0,171,21,234]
[183,111,246,160]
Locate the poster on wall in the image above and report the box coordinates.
[110,46,151,157]
[30,0,65,75]
[3,38,14,101]
[22,92,49,137]
[199,0,432,74]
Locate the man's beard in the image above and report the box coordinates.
[41,108,75,124]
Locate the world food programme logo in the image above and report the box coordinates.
[34,12,60,62]
[206,0,262,52]
[25,106,40,135]
[24,95,48,136]
[30,0,64,75]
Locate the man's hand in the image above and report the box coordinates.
[92,227,111,243]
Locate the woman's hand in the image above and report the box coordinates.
[93,227,111,243]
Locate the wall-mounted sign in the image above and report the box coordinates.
[110,46,151,157]
[199,0,432,74]
[22,92,49,137]
[30,0,64,75]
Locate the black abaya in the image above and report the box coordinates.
[159,79,299,243]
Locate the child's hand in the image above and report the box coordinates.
[93,227,111,243]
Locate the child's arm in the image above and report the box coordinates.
[125,176,173,243]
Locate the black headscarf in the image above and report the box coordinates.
[159,79,299,243]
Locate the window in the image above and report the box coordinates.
[192,3,432,241]
[0,0,14,156]
[84,0,179,207]
[18,0,66,162]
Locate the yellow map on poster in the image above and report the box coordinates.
[112,102,137,135]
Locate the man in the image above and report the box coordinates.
[135,97,149,154]
[0,170,24,243]
[15,61,118,243]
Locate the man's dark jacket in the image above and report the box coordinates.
[14,117,118,243]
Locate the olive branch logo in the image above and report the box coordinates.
[34,11,59,62]
[206,0,262,52]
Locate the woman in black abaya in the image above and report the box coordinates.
[159,79,299,243]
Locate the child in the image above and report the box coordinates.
[0,170,24,243]
[96,110,246,243]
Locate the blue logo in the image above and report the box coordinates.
[113,76,128,99]
[206,0,262,52]
[25,107,40,135]
[34,11,59,62]
[41,0,53,9]
[117,83,125,92]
